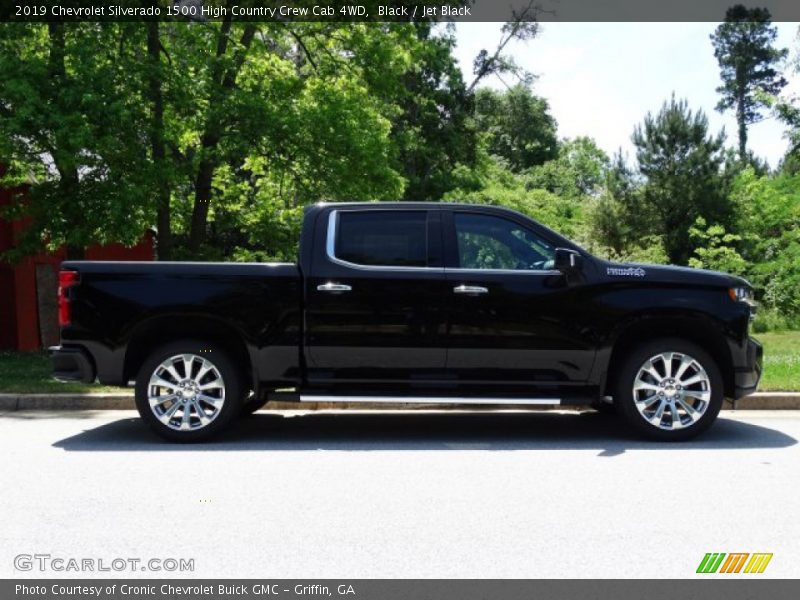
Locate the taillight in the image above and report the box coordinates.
[58,270,79,327]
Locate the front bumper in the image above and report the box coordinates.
[732,338,763,399]
[49,346,96,383]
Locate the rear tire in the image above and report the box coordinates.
[614,338,723,441]
[135,341,245,442]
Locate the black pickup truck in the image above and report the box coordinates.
[51,202,762,441]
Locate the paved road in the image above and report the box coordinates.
[1,409,798,578]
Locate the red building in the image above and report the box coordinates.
[0,165,154,351]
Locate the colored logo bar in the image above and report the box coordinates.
[696,553,773,574]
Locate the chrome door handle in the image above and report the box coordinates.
[317,282,352,293]
[453,285,488,296]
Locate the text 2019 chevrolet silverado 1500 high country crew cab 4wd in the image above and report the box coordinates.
[51,203,762,442]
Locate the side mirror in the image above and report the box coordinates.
[554,248,583,273]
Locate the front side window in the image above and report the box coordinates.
[335,211,428,267]
[454,213,555,271]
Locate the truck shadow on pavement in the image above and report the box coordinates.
[52,411,798,455]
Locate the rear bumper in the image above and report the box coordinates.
[732,338,762,399]
[49,346,95,383]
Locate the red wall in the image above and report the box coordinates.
[0,168,154,351]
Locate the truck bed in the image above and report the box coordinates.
[57,260,302,387]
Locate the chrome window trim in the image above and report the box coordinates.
[326,210,442,272]
[325,209,564,275]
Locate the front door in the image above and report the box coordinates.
[305,208,448,386]
[443,210,595,385]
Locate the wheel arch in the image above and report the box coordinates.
[601,314,735,399]
[123,314,254,388]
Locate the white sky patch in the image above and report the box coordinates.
[454,22,800,167]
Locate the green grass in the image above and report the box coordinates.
[0,351,126,394]
[1,332,799,393]
[754,331,800,392]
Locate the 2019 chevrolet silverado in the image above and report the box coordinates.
[50,203,762,441]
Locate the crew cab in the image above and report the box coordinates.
[51,203,762,441]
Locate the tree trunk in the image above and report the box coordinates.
[736,98,747,162]
[189,155,215,252]
[187,21,256,254]
[147,19,171,260]
[48,23,84,261]
[736,87,747,161]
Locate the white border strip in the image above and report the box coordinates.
[299,395,560,406]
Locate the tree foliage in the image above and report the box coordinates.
[731,167,800,315]
[3,17,800,323]
[392,23,476,201]
[774,26,800,170]
[0,17,546,261]
[466,0,541,93]
[0,23,154,259]
[527,137,609,198]
[474,85,558,172]
[632,96,733,264]
[445,134,608,242]
[711,5,787,160]
[0,22,414,260]
[688,216,747,275]
[590,152,646,254]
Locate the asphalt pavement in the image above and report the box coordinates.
[1,409,798,578]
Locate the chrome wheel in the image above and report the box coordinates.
[147,354,225,431]
[632,351,711,431]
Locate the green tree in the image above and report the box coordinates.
[444,165,585,240]
[590,151,647,255]
[527,136,609,198]
[392,23,476,201]
[711,5,788,161]
[0,23,154,259]
[688,216,748,275]
[392,1,543,201]
[474,85,558,172]
[171,21,412,260]
[774,26,800,171]
[632,96,732,264]
[444,136,610,242]
[145,16,174,259]
[731,167,800,315]
[466,0,541,93]
[1,21,416,261]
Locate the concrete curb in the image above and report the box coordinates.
[1,392,799,411]
[733,392,800,410]
[0,393,134,411]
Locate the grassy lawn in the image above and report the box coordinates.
[754,331,800,392]
[1,333,799,393]
[0,351,126,394]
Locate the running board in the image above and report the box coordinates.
[298,395,561,406]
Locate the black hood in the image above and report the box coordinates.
[600,260,750,288]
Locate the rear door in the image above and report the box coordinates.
[443,209,595,385]
[305,208,447,385]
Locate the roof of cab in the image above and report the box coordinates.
[306,201,510,212]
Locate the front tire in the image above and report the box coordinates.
[590,399,617,415]
[614,338,723,441]
[135,341,244,442]
[240,393,268,416]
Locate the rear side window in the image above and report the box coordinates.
[334,211,428,267]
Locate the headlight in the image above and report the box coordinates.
[728,286,755,304]
[729,287,757,320]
